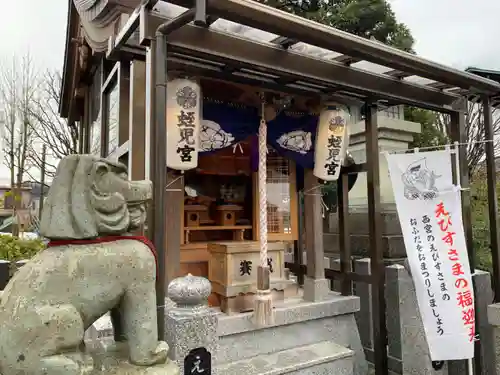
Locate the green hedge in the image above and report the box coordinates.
[0,235,46,262]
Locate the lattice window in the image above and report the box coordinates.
[266,147,292,234]
[89,66,102,155]
[106,82,119,155]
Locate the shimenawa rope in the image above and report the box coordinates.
[253,101,274,326]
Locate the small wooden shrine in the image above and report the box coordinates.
[163,77,328,308]
[59,0,500,373]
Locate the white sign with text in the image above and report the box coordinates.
[386,150,474,361]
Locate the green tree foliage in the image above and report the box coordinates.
[256,0,415,52]
[469,170,500,273]
[406,107,449,149]
[258,0,416,208]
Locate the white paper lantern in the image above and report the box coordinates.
[166,78,201,170]
[313,103,350,181]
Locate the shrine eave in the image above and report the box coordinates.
[60,0,500,118]
[59,0,79,118]
[165,0,500,95]
[159,23,458,111]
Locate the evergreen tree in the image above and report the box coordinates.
[256,0,415,52]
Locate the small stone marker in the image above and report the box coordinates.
[184,347,211,375]
[166,274,218,375]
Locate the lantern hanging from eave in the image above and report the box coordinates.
[166,78,201,171]
[313,102,351,181]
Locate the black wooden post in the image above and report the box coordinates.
[365,102,388,375]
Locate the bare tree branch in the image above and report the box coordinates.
[0,52,40,235]
[0,53,40,182]
[436,100,500,176]
[27,70,79,178]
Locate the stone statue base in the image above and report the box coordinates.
[87,340,180,375]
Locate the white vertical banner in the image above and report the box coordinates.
[386,150,475,361]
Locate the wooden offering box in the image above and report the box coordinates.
[184,204,209,227]
[215,205,243,226]
[208,241,294,314]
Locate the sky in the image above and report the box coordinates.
[389,0,500,70]
[0,0,68,72]
[0,0,498,80]
[0,0,499,182]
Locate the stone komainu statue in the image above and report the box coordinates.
[0,155,170,375]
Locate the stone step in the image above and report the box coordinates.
[215,341,353,375]
[215,294,361,366]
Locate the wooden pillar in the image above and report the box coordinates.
[303,168,329,301]
[78,119,84,154]
[338,172,352,295]
[165,171,183,285]
[119,62,130,146]
[128,60,147,180]
[482,95,500,301]
[304,169,324,279]
[478,93,498,375]
[449,103,474,270]
[365,102,388,375]
[82,85,90,154]
[145,42,155,238]
[448,100,475,375]
[99,60,107,158]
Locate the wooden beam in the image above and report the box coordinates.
[160,22,460,110]
[333,55,361,65]
[270,36,299,49]
[384,70,412,79]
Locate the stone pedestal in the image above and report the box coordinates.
[325,113,421,260]
[165,274,218,375]
[470,271,495,375]
[386,264,448,375]
[327,208,408,259]
[303,277,330,302]
[487,302,500,375]
[215,294,366,375]
[88,342,180,375]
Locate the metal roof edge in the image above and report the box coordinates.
[166,0,500,94]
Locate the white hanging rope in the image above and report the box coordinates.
[253,99,274,327]
[381,139,494,155]
[258,116,268,269]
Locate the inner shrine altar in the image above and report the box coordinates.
[164,78,351,314]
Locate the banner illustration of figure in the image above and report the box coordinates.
[401,157,441,200]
